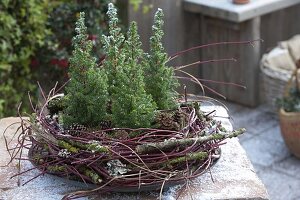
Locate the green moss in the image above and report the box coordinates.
[211,133,225,140]
[66,140,109,153]
[193,102,205,120]
[86,141,108,153]
[165,151,208,168]
[32,153,42,163]
[219,126,227,132]
[47,165,66,173]
[58,140,79,153]
[80,167,102,184]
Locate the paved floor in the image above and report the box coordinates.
[225,101,300,200]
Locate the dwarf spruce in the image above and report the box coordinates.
[63,12,109,127]
[144,9,179,110]
[101,3,125,95]
[62,4,179,129]
[111,21,157,128]
[103,4,156,128]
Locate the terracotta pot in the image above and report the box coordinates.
[279,108,300,158]
[233,0,250,4]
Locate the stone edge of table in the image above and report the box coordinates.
[183,0,300,22]
[0,117,269,200]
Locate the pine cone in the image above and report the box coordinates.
[112,130,129,140]
[64,123,87,136]
[99,121,112,130]
[156,111,180,131]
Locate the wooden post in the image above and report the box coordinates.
[200,17,261,106]
[260,4,300,53]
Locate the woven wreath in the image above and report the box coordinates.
[5,3,247,200]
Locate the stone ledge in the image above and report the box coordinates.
[184,0,300,22]
[0,117,269,200]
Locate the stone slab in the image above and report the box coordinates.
[184,0,300,22]
[0,115,269,200]
[272,156,300,180]
[259,124,284,143]
[241,133,290,167]
[257,168,300,200]
[230,106,277,135]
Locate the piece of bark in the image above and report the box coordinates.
[136,128,246,154]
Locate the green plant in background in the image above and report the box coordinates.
[0,0,52,117]
[276,87,300,112]
[143,9,179,110]
[63,12,109,127]
[276,71,300,112]
[0,0,149,118]
[34,0,111,91]
[48,0,110,58]
[129,0,153,14]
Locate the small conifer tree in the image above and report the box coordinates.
[62,5,180,129]
[101,3,125,95]
[111,21,157,128]
[63,12,109,127]
[103,4,156,128]
[144,9,179,110]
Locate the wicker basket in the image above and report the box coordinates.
[260,47,295,114]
